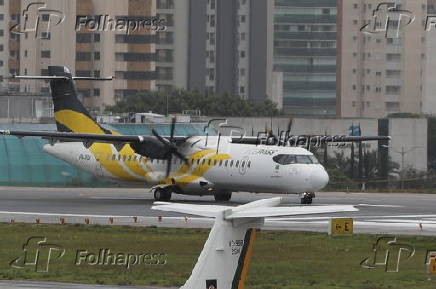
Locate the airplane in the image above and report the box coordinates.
[0,66,390,204]
[152,197,358,289]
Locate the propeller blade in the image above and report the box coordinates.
[152,129,169,146]
[169,117,176,143]
[166,154,172,177]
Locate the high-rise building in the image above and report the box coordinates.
[337,0,427,118]
[18,0,157,113]
[185,0,275,104]
[273,0,337,116]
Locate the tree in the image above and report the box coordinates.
[105,89,280,117]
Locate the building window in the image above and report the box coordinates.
[94,34,100,42]
[42,14,50,21]
[93,89,100,96]
[94,70,100,77]
[41,50,50,58]
[94,51,100,60]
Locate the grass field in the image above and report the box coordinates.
[0,223,436,289]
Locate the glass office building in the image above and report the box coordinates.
[274,0,337,116]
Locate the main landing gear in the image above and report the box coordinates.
[300,192,315,205]
[153,187,172,201]
[214,192,232,202]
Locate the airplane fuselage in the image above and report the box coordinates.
[43,136,329,196]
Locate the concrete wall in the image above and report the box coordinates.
[207,117,428,172]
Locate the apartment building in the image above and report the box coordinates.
[273,0,337,116]
[337,0,427,118]
[18,0,156,113]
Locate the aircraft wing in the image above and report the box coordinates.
[0,130,187,143]
[232,135,390,145]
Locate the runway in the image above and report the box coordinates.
[0,281,174,289]
[0,187,436,235]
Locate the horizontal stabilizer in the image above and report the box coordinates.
[151,203,232,218]
[225,205,358,219]
[11,75,114,81]
[152,198,358,219]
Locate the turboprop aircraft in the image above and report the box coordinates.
[0,66,390,204]
[152,197,358,289]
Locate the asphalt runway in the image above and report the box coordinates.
[0,281,174,289]
[0,187,436,235]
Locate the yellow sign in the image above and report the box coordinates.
[429,257,436,274]
[329,218,353,236]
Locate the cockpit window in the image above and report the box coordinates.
[309,155,320,164]
[272,154,296,165]
[295,155,312,164]
[273,154,319,165]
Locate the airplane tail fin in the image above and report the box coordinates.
[12,66,113,134]
[152,198,358,289]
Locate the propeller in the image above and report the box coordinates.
[151,117,188,177]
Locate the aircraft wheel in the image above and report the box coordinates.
[154,188,171,201]
[300,193,313,205]
[214,192,232,202]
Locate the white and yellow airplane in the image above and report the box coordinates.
[1,66,389,204]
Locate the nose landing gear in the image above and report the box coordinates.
[300,192,315,204]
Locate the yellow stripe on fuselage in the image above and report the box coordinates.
[55,109,149,181]
[176,152,231,187]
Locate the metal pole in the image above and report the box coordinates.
[401,146,405,190]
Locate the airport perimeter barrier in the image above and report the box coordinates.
[0,123,209,187]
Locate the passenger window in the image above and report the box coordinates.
[214,160,217,166]
[197,159,200,165]
[242,161,246,167]
[112,154,116,161]
[202,159,206,165]
[225,160,228,167]
[248,161,251,168]
[117,155,121,161]
[208,159,212,166]
[128,155,132,162]
[236,160,239,167]
[230,160,234,167]
[219,160,223,166]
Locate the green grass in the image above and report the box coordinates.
[1,223,436,288]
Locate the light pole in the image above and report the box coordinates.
[381,145,423,189]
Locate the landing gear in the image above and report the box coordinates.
[214,192,232,202]
[300,192,315,205]
[154,187,172,201]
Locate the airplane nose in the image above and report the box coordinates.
[309,167,329,191]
